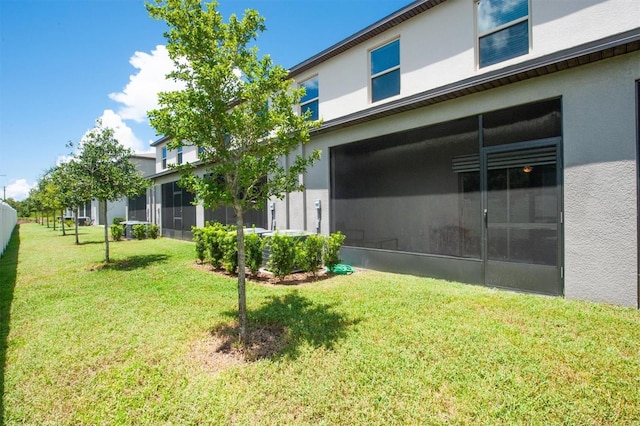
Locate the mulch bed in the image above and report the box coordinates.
[194,261,332,285]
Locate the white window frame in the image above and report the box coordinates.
[177,146,183,165]
[475,0,531,69]
[161,146,167,169]
[299,76,319,121]
[369,37,401,103]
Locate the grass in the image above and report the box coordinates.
[1,223,639,425]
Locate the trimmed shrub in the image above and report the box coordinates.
[112,217,125,225]
[204,222,229,269]
[266,233,298,281]
[221,231,238,274]
[110,224,123,241]
[132,224,147,240]
[148,224,159,239]
[244,232,263,275]
[298,234,325,278]
[192,227,206,263]
[325,231,346,272]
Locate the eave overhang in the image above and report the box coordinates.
[312,28,640,136]
[288,0,448,78]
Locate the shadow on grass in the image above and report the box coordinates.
[0,226,20,422]
[78,240,105,246]
[215,291,360,361]
[93,254,170,271]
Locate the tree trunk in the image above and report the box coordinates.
[235,204,247,345]
[102,200,110,262]
[46,212,50,228]
[52,211,56,230]
[75,206,80,245]
[61,209,66,236]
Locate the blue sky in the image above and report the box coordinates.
[0,0,411,201]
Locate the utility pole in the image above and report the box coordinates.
[0,175,6,201]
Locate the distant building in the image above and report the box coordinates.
[88,153,155,226]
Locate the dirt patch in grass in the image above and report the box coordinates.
[191,323,288,372]
[193,262,334,285]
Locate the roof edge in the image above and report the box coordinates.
[312,28,640,135]
[288,0,448,78]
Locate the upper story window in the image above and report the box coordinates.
[299,77,319,121]
[177,146,183,165]
[370,39,400,103]
[161,146,167,169]
[477,0,529,68]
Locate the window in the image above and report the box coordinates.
[477,0,529,68]
[177,146,183,165]
[161,146,167,169]
[300,77,319,121]
[370,39,400,102]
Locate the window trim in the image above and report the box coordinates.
[299,76,319,121]
[177,146,183,165]
[369,37,401,103]
[161,146,167,169]
[475,0,531,69]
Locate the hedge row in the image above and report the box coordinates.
[192,222,346,280]
[110,223,159,241]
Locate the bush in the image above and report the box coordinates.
[192,227,206,263]
[112,216,125,225]
[110,224,123,241]
[325,231,345,272]
[244,232,263,275]
[221,231,238,274]
[148,224,159,239]
[132,224,147,240]
[298,234,325,278]
[203,222,229,269]
[266,233,299,281]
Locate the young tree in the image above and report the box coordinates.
[147,0,320,343]
[38,172,62,231]
[50,161,92,245]
[48,165,69,236]
[71,122,150,261]
[27,187,44,225]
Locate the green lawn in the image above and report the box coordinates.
[1,223,639,425]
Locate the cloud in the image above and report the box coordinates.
[56,154,74,166]
[83,110,149,153]
[108,45,183,123]
[4,179,34,201]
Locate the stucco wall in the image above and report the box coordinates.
[291,51,639,307]
[292,0,640,123]
[562,54,639,307]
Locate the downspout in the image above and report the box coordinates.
[302,144,307,232]
[636,80,640,309]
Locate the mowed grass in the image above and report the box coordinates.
[1,223,639,425]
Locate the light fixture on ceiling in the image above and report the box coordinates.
[522,166,533,173]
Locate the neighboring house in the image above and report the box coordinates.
[150,0,640,308]
[88,153,156,226]
[148,139,267,240]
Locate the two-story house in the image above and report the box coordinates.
[150,0,640,308]
[87,152,155,226]
[148,137,267,240]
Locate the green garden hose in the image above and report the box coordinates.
[327,264,355,275]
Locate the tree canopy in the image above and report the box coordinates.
[71,121,150,261]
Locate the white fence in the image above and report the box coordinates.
[1,201,17,258]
